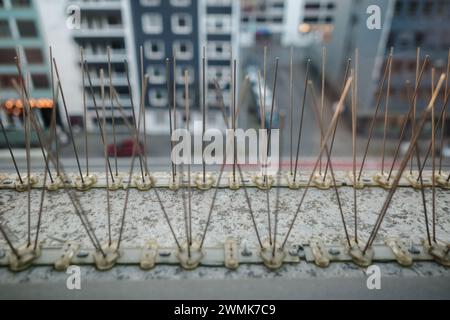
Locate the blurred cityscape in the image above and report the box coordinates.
[0,0,449,171]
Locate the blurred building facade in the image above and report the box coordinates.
[205,0,240,121]
[130,0,201,133]
[239,0,307,47]
[37,0,240,133]
[4,0,449,137]
[129,0,239,133]
[306,0,450,133]
[66,0,138,131]
[240,0,286,35]
[0,0,54,141]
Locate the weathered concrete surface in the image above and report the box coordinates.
[0,180,449,248]
[0,172,449,299]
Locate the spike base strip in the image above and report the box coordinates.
[54,242,80,271]
[8,242,42,272]
[74,175,97,191]
[133,175,155,191]
[260,239,286,270]
[302,241,439,264]
[1,239,447,270]
[312,173,332,190]
[140,240,158,270]
[435,173,450,189]
[385,237,413,267]
[405,172,425,189]
[423,240,450,267]
[346,238,374,267]
[0,171,442,190]
[107,174,124,191]
[46,175,64,191]
[286,173,302,189]
[309,238,331,268]
[224,238,239,270]
[168,174,182,191]
[347,172,365,189]
[93,241,120,271]
[194,173,216,191]
[14,176,38,192]
[253,175,275,190]
[228,174,241,190]
[177,241,204,270]
[373,172,394,189]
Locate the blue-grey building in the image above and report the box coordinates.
[205,0,237,113]
[130,0,200,112]
[129,0,239,132]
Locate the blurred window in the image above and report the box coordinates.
[0,74,20,88]
[25,48,44,64]
[423,1,433,16]
[395,0,403,15]
[408,1,418,15]
[303,16,319,23]
[149,89,168,107]
[31,74,49,89]
[436,1,446,17]
[170,0,191,7]
[144,40,165,60]
[207,41,231,60]
[175,66,194,84]
[148,65,166,84]
[171,13,192,34]
[392,60,402,73]
[207,0,232,5]
[0,48,16,64]
[0,20,11,38]
[273,2,284,9]
[106,14,122,27]
[173,40,193,60]
[140,0,161,6]
[11,0,31,8]
[206,15,231,34]
[176,88,195,107]
[207,66,230,82]
[142,13,163,34]
[17,20,38,38]
[305,2,320,10]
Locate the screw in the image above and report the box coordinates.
[289,244,299,256]
[408,246,421,255]
[77,250,89,258]
[159,251,171,257]
[329,248,341,256]
[288,245,305,257]
[297,245,306,258]
[241,244,252,257]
